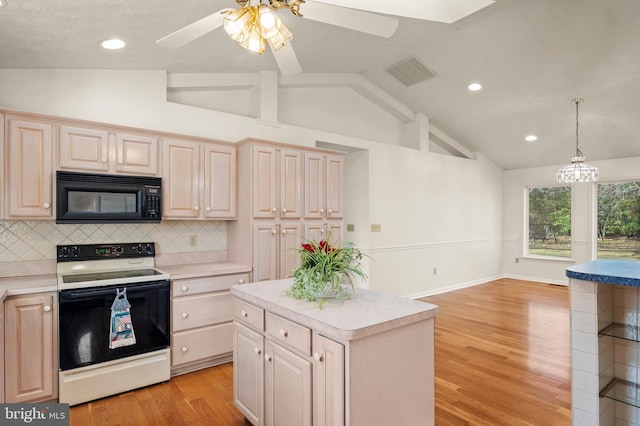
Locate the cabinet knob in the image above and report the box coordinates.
[181,285,189,292]
[254,347,261,355]
[271,229,277,235]
[265,354,272,362]
[43,202,51,209]
[271,207,277,213]
[182,312,189,318]
[280,328,288,338]
[320,208,325,214]
[194,206,200,211]
[313,352,323,362]
[281,229,287,235]
[328,209,333,214]
[241,309,248,317]
[282,208,288,214]
[182,346,189,353]
[206,206,211,212]
[238,279,245,284]
[43,305,52,313]
[320,228,325,233]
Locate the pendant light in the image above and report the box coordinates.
[556,98,599,183]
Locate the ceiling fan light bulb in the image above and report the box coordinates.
[257,5,281,38]
[240,23,266,54]
[223,6,253,41]
[267,22,293,50]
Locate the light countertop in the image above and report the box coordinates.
[157,262,251,280]
[566,259,640,287]
[231,278,438,342]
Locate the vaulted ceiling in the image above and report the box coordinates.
[1,0,639,170]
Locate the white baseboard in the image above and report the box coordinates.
[503,274,568,286]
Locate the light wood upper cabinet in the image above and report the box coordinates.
[114,133,159,175]
[6,118,54,219]
[252,146,301,219]
[252,222,302,282]
[304,152,343,220]
[59,126,159,175]
[204,144,236,218]
[163,138,236,220]
[4,292,57,403]
[163,138,201,219]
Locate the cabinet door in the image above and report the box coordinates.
[58,125,109,172]
[327,222,343,247]
[7,119,53,218]
[253,146,278,219]
[162,139,201,218]
[304,222,327,244]
[325,154,343,219]
[264,340,312,426]
[253,224,278,282]
[304,152,325,219]
[204,144,236,218]
[234,322,264,426]
[280,222,302,279]
[4,293,57,403]
[280,150,302,219]
[115,133,159,175]
[313,335,345,426]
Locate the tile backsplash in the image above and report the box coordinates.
[0,220,226,263]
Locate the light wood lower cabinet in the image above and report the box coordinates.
[233,300,344,426]
[4,292,57,403]
[170,272,249,375]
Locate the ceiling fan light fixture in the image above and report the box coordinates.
[257,4,281,38]
[223,5,253,41]
[239,21,266,54]
[267,22,293,51]
[556,98,599,183]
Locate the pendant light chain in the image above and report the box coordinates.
[556,97,599,183]
[574,98,583,156]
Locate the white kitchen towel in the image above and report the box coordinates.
[109,288,136,349]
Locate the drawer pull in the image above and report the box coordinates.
[241,309,248,317]
[280,328,288,338]
[182,346,189,353]
[313,352,323,362]
[181,285,189,292]
[43,305,52,313]
[254,347,261,355]
[265,354,272,362]
[182,312,189,318]
[238,279,245,284]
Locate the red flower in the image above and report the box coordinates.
[318,240,335,252]
[301,243,314,253]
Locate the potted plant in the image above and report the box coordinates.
[287,235,367,308]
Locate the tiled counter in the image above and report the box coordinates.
[567,260,640,426]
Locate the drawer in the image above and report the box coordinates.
[233,299,264,331]
[172,291,234,332]
[265,312,311,356]
[172,273,250,297]
[171,322,234,367]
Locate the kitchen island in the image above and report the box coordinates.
[230,278,438,426]
[567,260,640,426]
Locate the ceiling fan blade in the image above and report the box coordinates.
[309,0,495,24]
[301,2,398,38]
[156,9,232,49]
[271,43,302,75]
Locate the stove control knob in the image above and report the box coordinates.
[59,247,69,258]
[113,246,124,255]
[144,244,153,254]
[70,246,80,257]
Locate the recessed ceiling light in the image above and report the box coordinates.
[525,135,538,142]
[99,39,126,50]
[0,0,7,8]
[468,83,482,91]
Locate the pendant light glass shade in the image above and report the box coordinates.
[223,3,293,55]
[223,6,253,42]
[267,22,293,50]
[556,98,599,183]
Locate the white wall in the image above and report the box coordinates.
[0,68,504,297]
[503,156,640,285]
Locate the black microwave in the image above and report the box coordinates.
[56,171,162,224]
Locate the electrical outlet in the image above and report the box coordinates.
[189,234,197,247]
[347,224,355,232]
[515,257,520,263]
[371,224,381,232]
[433,268,437,275]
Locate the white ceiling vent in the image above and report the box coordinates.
[386,56,437,87]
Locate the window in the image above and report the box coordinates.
[527,186,571,258]
[597,181,640,260]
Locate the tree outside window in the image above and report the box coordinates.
[597,181,640,260]
[527,186,571,258]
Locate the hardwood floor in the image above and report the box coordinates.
[69,278,571,425]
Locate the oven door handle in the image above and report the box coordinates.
[60,281,169,301]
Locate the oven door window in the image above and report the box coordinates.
[58,280,170,371]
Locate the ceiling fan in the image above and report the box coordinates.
[156,0,495,75]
